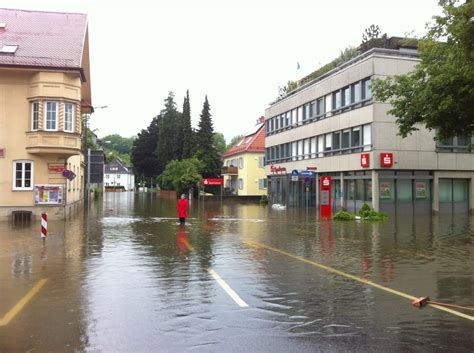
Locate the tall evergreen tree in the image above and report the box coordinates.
[195,96,222,177]
[131,115,162,179]
[156,92,182,166]
[181,90,194,159]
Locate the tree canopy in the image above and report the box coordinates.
[159,158,202,195]
[371,0,474,139]
[131,116,161,179]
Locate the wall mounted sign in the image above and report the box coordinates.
[48,164,65,172]
[0,148,4,158]
[34,185,64,205]
[62,169,77,181]
[360,153,370,168]
[380,152,393,167]
[270,165,287,174]
[291,169,299,182]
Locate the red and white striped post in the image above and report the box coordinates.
[41,213,47,239]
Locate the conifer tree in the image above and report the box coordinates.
[195,96,222,177]
[156,92,182,166]
[131,115,162,178]
[181,90,194,159]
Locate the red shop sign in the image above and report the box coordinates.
[380,152,393,167]
[202,178,224,186]
[361,153,370,168]
[270,165,287,173]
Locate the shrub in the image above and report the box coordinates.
[333,211,356,221]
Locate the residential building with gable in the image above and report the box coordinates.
[222,117,267,198]
[0,8,93,220]
[104,159,135,191]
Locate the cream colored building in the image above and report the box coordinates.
[222,118,267,198]
[0,8,92,220]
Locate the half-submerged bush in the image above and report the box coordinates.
[358,203,388,221]
[333,211,356,221]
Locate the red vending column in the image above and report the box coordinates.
[320,176,332,219]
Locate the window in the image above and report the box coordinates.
[363,124,371,151]
[362,79,372,100]
[325,133,332,151]
[291,109,297,125]
[285,112,290,126]
[297,106,303,124]
[238,178,243,190]
[286,143,291,160]
[292,142,297,161]
[311,137,317,158]
[316,97,325,116]
[45,101,58,131]
[297,140,303,160]
[342,86,351,107]
[259,178,268,190]
[106,175,109,179]
[275,117,279,130]
[31,102,40,130]
[333,91,341,110]
[333,131,341,150]
[270,119,274,132]
[258,156,265,168]
[117,174,121,179]
[353,82,361,103]
[304,139,310,159]
[342,129,350,149]
[352,127,361,146]
[238,157,244,169]
[64,103,75,132]
[325,94,332,116]
[310,101,316,119]
[318,135,324,157]
[13,160,33,190]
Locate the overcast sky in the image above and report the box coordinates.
[3,0,440,142]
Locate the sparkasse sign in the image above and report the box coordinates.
[202,178,224,186]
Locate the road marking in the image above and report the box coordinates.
[207,268,249,308]
[0,279,48,326]
[246,241,474,322]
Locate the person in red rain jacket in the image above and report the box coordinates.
[177,193,189,224]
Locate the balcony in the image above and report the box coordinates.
[221,166,238,175]
[25,131,82,156]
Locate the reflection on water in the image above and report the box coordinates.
[0,192,473,352]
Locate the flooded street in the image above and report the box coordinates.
[1,192,473,352]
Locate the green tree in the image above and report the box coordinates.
[156,92,183,166]
[227,134,244,149]
[159,158,202,195]
[213,132,226,155]
[371,0,474,139]
[102,134,134,165]
[131,115,162,178]
[181,90,194,159]
[195,96,222,177]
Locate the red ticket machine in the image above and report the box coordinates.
[320,176,332,219]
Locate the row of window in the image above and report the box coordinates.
[225,156,266,169]
[437,136,474,153]
[225,178,268,190]
[31,101,77,133]
[266,78,372,136]
[266,124,371,163]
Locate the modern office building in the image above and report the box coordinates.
[265,40,474,215]
[222,117,267,198]
[0,8,92,220]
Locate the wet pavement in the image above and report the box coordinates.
[0,192,473,352]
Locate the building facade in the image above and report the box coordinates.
[265,45,474,215]
[0,8,92,220]
[222,118,267,198]
[104,159,135,191]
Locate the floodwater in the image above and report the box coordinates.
[0,193,473,353]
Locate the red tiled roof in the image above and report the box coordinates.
[223,123,266,158]
[0,8,87,69]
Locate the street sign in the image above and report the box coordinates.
[300,170,314,177]
[202,178,224,186]
[291,169,298,181]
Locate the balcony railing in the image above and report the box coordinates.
[221,166,238,175]
[25,131,82,156]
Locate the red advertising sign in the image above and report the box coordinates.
[0,148,4,158]
[48,165,65,172]
[361,153,370,168]
[202,178,224,186]
[380,152,393,167]
[320,176,332,219]
[270,165,287,173]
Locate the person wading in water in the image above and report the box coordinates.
[177,193,189,224]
